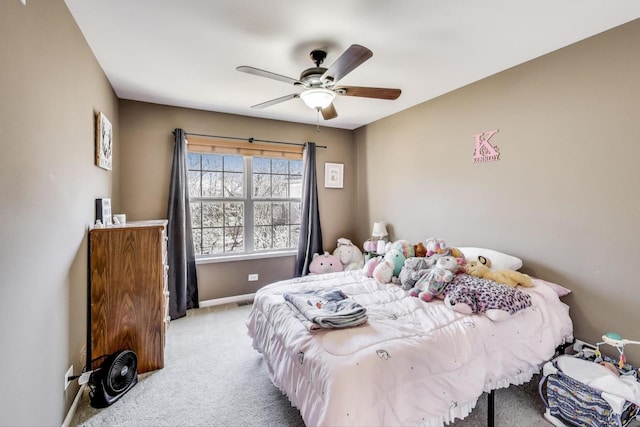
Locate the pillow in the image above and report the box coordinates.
[531,277,572,297]
[458,247,523,271]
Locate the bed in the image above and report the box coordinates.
[246,269,573,426]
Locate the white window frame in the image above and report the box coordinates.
[188,153,302,261]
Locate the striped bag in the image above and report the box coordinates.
[539,353,639,427]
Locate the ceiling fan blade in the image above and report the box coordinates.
[251,93,299,109]
[321,44,373,86]
[321,103,338,120]
[236,66,301,85]
[335,86,401,100]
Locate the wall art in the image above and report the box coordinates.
[324,162,344,189]
[96,111,113,170]
[472,129,500,163]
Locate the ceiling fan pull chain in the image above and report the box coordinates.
[316,108,321,133]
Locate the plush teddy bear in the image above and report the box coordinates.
[398,257,436,290]
[308,252,344,274]
[464,260,533,288]
[413,242,427,258]
[409,255,461,302]
[443,274,532,321]
[332,238,365,271]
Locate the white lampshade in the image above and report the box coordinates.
[371,221,388,238]
[299,88,336,110]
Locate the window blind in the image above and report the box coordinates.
[186,135,303,160]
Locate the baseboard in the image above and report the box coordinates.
[199,293,255,308]
[61,383,86,427]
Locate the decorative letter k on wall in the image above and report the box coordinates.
[472,130,500,163]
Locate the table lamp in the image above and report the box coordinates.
[371,222,388,254]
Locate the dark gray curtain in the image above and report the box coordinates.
[295,142,323,277]
[167,128,199,319]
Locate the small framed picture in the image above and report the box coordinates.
[324,162,344,189]
[95,112,113,170]
[95,198,112,226]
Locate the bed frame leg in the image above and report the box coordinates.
[487,390,495,427]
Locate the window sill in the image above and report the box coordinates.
[196,250,297,265]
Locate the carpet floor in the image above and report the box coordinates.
[70,303,571,426]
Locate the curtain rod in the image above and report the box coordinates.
[183,132,327,149]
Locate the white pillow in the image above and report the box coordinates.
[458,247,523,271]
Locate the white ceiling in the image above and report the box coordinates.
[63,0,640,130]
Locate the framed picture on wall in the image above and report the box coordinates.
[95,112,113,170]
[324,162,344,189]
[95,198,112,226]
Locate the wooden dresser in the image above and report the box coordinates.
[89,220,169,373]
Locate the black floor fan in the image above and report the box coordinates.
[88,349,138,408]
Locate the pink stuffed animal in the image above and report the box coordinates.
[308,252,343,274]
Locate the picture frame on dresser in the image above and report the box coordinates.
[95,198,112,225]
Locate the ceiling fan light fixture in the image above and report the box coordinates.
[300,88,335,110]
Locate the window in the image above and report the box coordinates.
[188,153,302,257]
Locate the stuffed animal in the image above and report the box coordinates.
[333,238,365,271]
[398,257,436,290]
[425,238,466,260]
[413,242,427,258]
[363,239,377,253]
[443,274,532,321]
[425,238,449,257]
[409,255,461,302]
[449,247,465,260]
[362,256,383,278]
[383,248,406,277]
[465,260,533,288]
[424,238,465,263]
[372,249,406,284]
[389,240,415,259]
[372,259,394,284]
[465,255,492,269]
[308,252,344,274]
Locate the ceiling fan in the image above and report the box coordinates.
[236,44,401,120]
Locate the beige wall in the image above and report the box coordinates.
[118,100,355,300]
[355,19,640,364]
[0,1,118,425]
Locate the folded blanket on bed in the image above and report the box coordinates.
[284,289,368,331]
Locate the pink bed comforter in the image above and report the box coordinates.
[247,270,573,426]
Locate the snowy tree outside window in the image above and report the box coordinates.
[188,153,302,256]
